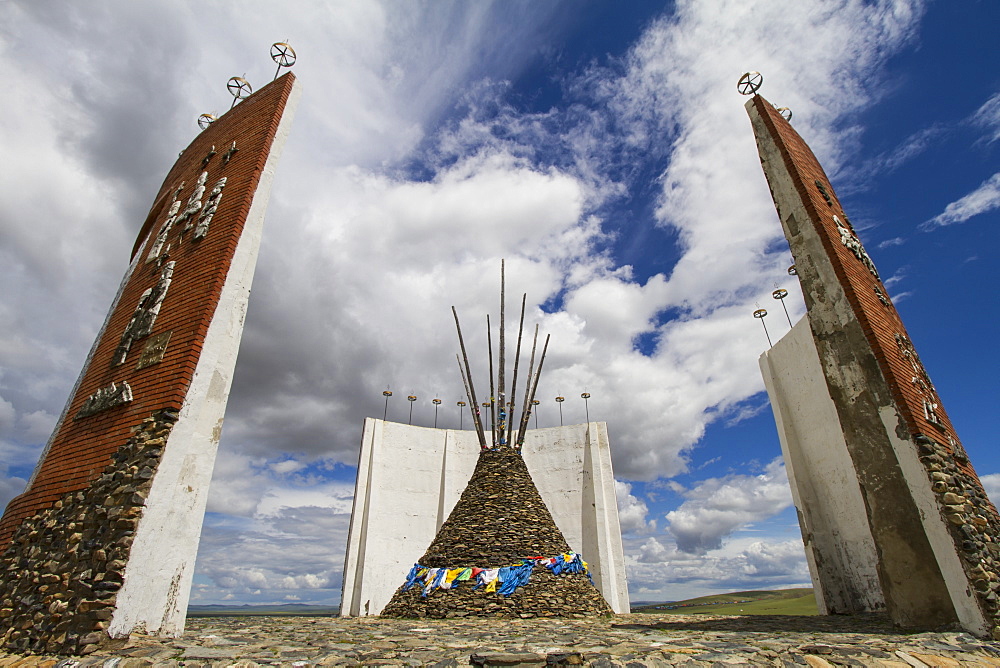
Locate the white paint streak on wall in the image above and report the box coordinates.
[109,79,302,638]
[340,419,629,616]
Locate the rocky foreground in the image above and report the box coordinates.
[3,613,1000,666]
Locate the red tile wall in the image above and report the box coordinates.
[751,94,984,485]
[0,74,298,548]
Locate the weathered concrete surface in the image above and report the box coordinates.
[748,95,998,635]
[6,613,1000,665]
[760,318,884,615]
[342,420,628,617]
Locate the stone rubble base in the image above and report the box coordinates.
[3,613,1000,666]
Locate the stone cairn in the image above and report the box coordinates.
[0,409,175,655]
[382,262,613,619]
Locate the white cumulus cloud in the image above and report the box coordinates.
[665,458,793,554]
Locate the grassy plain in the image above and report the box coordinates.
[631,588,817,616]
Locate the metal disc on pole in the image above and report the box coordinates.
[772,288,792,327]
[753,308,773,347]
[270,41,297,80]
[737,71,763,96]
[382,390,392,421]
[227,76,253,109]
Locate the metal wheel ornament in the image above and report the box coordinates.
[227,76,253,108]
[197,113,216,131]
[271,42,297,79]
[753,308,768,319]
[737,71,763,96]
[772,288,792,326]
[271,42,296,67]
[788,265,798,276]
[776,107,792,121]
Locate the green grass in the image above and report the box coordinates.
[632,588,817,616]
[187,604,339,617]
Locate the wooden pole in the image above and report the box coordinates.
[507,293,527,449]
[498,260,506,446]
[456,355,484,448]
[486,314,496,449]
[453,307,487,449]
[515,324,539,448]
[517,333,550,448]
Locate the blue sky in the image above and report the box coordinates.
[0,0,997,607]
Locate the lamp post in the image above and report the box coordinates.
[433,398,442,428]
[753,308,772,347]
[382,390,392,421]
[531,399,540,429]
[407,395,417,425]
[457,401,466,429]
[581,392,591,423]
[772,288,792,327]
[555,396,565,426]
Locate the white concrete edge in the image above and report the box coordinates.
[340,417,379,617]
[23,240,150,490]
[109,78,302,638]
[758,324,828,612]
[353,419,384,616]
[588,423,630,613]
[879,406,989,635]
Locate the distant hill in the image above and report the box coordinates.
[188,604,339,617]
[631,588,817,616]
[188,590,816,618]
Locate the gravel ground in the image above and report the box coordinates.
[3,613,1000,666]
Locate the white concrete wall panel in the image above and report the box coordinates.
[341,420,629,616]
[760,318,884,614]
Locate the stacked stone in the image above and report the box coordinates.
[0,409,174,655]
[381,448,612,619]
[917,435,1000,636]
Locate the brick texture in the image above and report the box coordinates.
[0,73,298,548]
[751,95,976,480]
